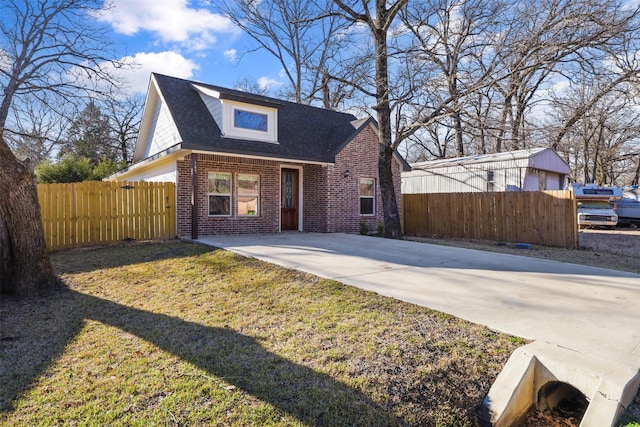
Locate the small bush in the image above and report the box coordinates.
[359,218,369,235]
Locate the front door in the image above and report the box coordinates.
[281,169,299,230]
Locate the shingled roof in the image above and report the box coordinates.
[152,73,370,163]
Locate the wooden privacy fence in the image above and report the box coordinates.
[37,181,176,251]
[402,190,578,248]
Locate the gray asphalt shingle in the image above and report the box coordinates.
[153,73,365,163]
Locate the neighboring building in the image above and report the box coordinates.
[402,148,570,194]
[109,73,407,238]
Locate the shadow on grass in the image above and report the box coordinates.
[50,240,214,274]
[0,287,401,426]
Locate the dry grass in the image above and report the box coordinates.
[406,230,640,427]
[406,230,640,275]
[0,241,523,427]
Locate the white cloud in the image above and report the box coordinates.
[89,51,199,95]
[257,77,281,91]
[0,49,10,70]
[224,49,237,62]
[95,0,235,50]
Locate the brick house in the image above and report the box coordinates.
[110,73,407,238]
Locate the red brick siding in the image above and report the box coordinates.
[177,159,193,237]
[177,154,281,236]
[175,126,402,237]
[328,125,402,233]
[303,164,329,232]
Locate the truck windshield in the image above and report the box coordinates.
[577,201,611,209]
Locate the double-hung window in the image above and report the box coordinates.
[238,174,260,216]
[359,177,375,216]
[208,172,231,216]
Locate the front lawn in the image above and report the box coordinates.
[0,241,522,426]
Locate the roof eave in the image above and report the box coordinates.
[185,143,334,166]
[106,144,187,180]
[109,142,335,180]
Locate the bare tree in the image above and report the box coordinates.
[491,0,639,152]
[331,0,408,238]
[5,94,71,163]
[233,78,271,96]
[0,0,123,296]
[401,122,455,162]
[548,77,640,185]
[398,0,505,156]
[100,94,143,164]
[218,0,353,109]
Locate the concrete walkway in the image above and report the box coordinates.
[197,233,640,422]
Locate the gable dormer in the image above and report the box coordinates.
[193,84,279,143]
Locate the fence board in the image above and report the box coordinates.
[38,181,176,251]
[402,190,578,248]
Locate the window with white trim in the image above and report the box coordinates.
[359,177,375,216]
[208,172,231,216]
[222,102,278,143]
[238,174,260,216]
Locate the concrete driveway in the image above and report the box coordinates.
[198,233,640,427]
[197,232,640,376]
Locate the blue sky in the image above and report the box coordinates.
[93,0,285,96]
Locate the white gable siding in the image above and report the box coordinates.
[145,97,181,158]
[197,92,223,129]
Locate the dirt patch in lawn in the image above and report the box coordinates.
[0,241,523,426]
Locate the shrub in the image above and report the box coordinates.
[359,218,369,235]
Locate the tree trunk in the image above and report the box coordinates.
[119,135,129,164]
[453,112,464,157]
[0,138,57,296]
[632,155,640,186]
[583,136,591,183]
[513,97,526,150]
[495,94,512,153]
[372,23,402,239]
[378,143,402,239]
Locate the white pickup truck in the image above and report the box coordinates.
[571,184,622,228]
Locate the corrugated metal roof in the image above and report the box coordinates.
[411,148,547,168]
[409,148,570,174]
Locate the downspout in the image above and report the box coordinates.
[191,153,199,240]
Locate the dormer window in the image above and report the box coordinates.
[193,84,279,143]
[234,109,268,132]
[225,102,277,142]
